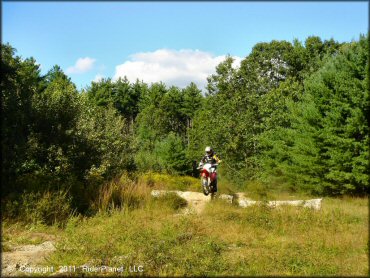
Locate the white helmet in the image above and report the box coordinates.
[205,146,213,156]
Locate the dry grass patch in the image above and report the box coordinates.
[201,197,368,276]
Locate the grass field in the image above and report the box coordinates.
[2,175,369,276]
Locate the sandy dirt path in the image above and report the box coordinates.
[176,191,213,214]
[2,241,56,276]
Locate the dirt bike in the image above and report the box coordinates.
[198,163,218,197]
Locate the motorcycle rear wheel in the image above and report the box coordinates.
[210,183,216,199]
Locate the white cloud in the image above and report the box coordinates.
[113,49,241,89]
[93,74,105,82]
[67,57,96,74]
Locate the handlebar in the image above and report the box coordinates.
[197,163,218,170]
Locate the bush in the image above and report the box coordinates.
[3,190,73,226]
[153,192,188,211]
[134,151,162,173]
[139,172,200,192]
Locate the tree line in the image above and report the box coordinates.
[1,35,368,216]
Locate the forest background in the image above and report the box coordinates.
[1,34,368,221]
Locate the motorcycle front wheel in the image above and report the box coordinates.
[202,178,209,196]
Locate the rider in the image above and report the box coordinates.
[199,146,222,192]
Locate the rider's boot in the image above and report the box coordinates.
[214,179,218,193]
[210,180,217,200]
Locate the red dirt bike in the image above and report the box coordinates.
[197,163,218,197]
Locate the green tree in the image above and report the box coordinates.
[135,82,168,152]
[154,132,189,175]
[76,96,134,209]
[258,35,368,195]
[303,36,369,194]
[86,78,114,107]
[1,44,43,195]
[160,86,186,136]
[26,66,80,188]
[191,37,343,185]
[181,82,203,149]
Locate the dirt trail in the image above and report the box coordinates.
[2,241,56,276]
[151,190,322,213]
[176,191,213,214]
[151,190,233,214]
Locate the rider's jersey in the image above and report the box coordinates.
[200,152,221,165]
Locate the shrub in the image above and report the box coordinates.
[3,190,73,226]
[153,192,188,211]
[139,172,200,192]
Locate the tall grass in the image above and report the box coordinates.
[95,173,150,212]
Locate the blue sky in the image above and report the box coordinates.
[3,1,368,90]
